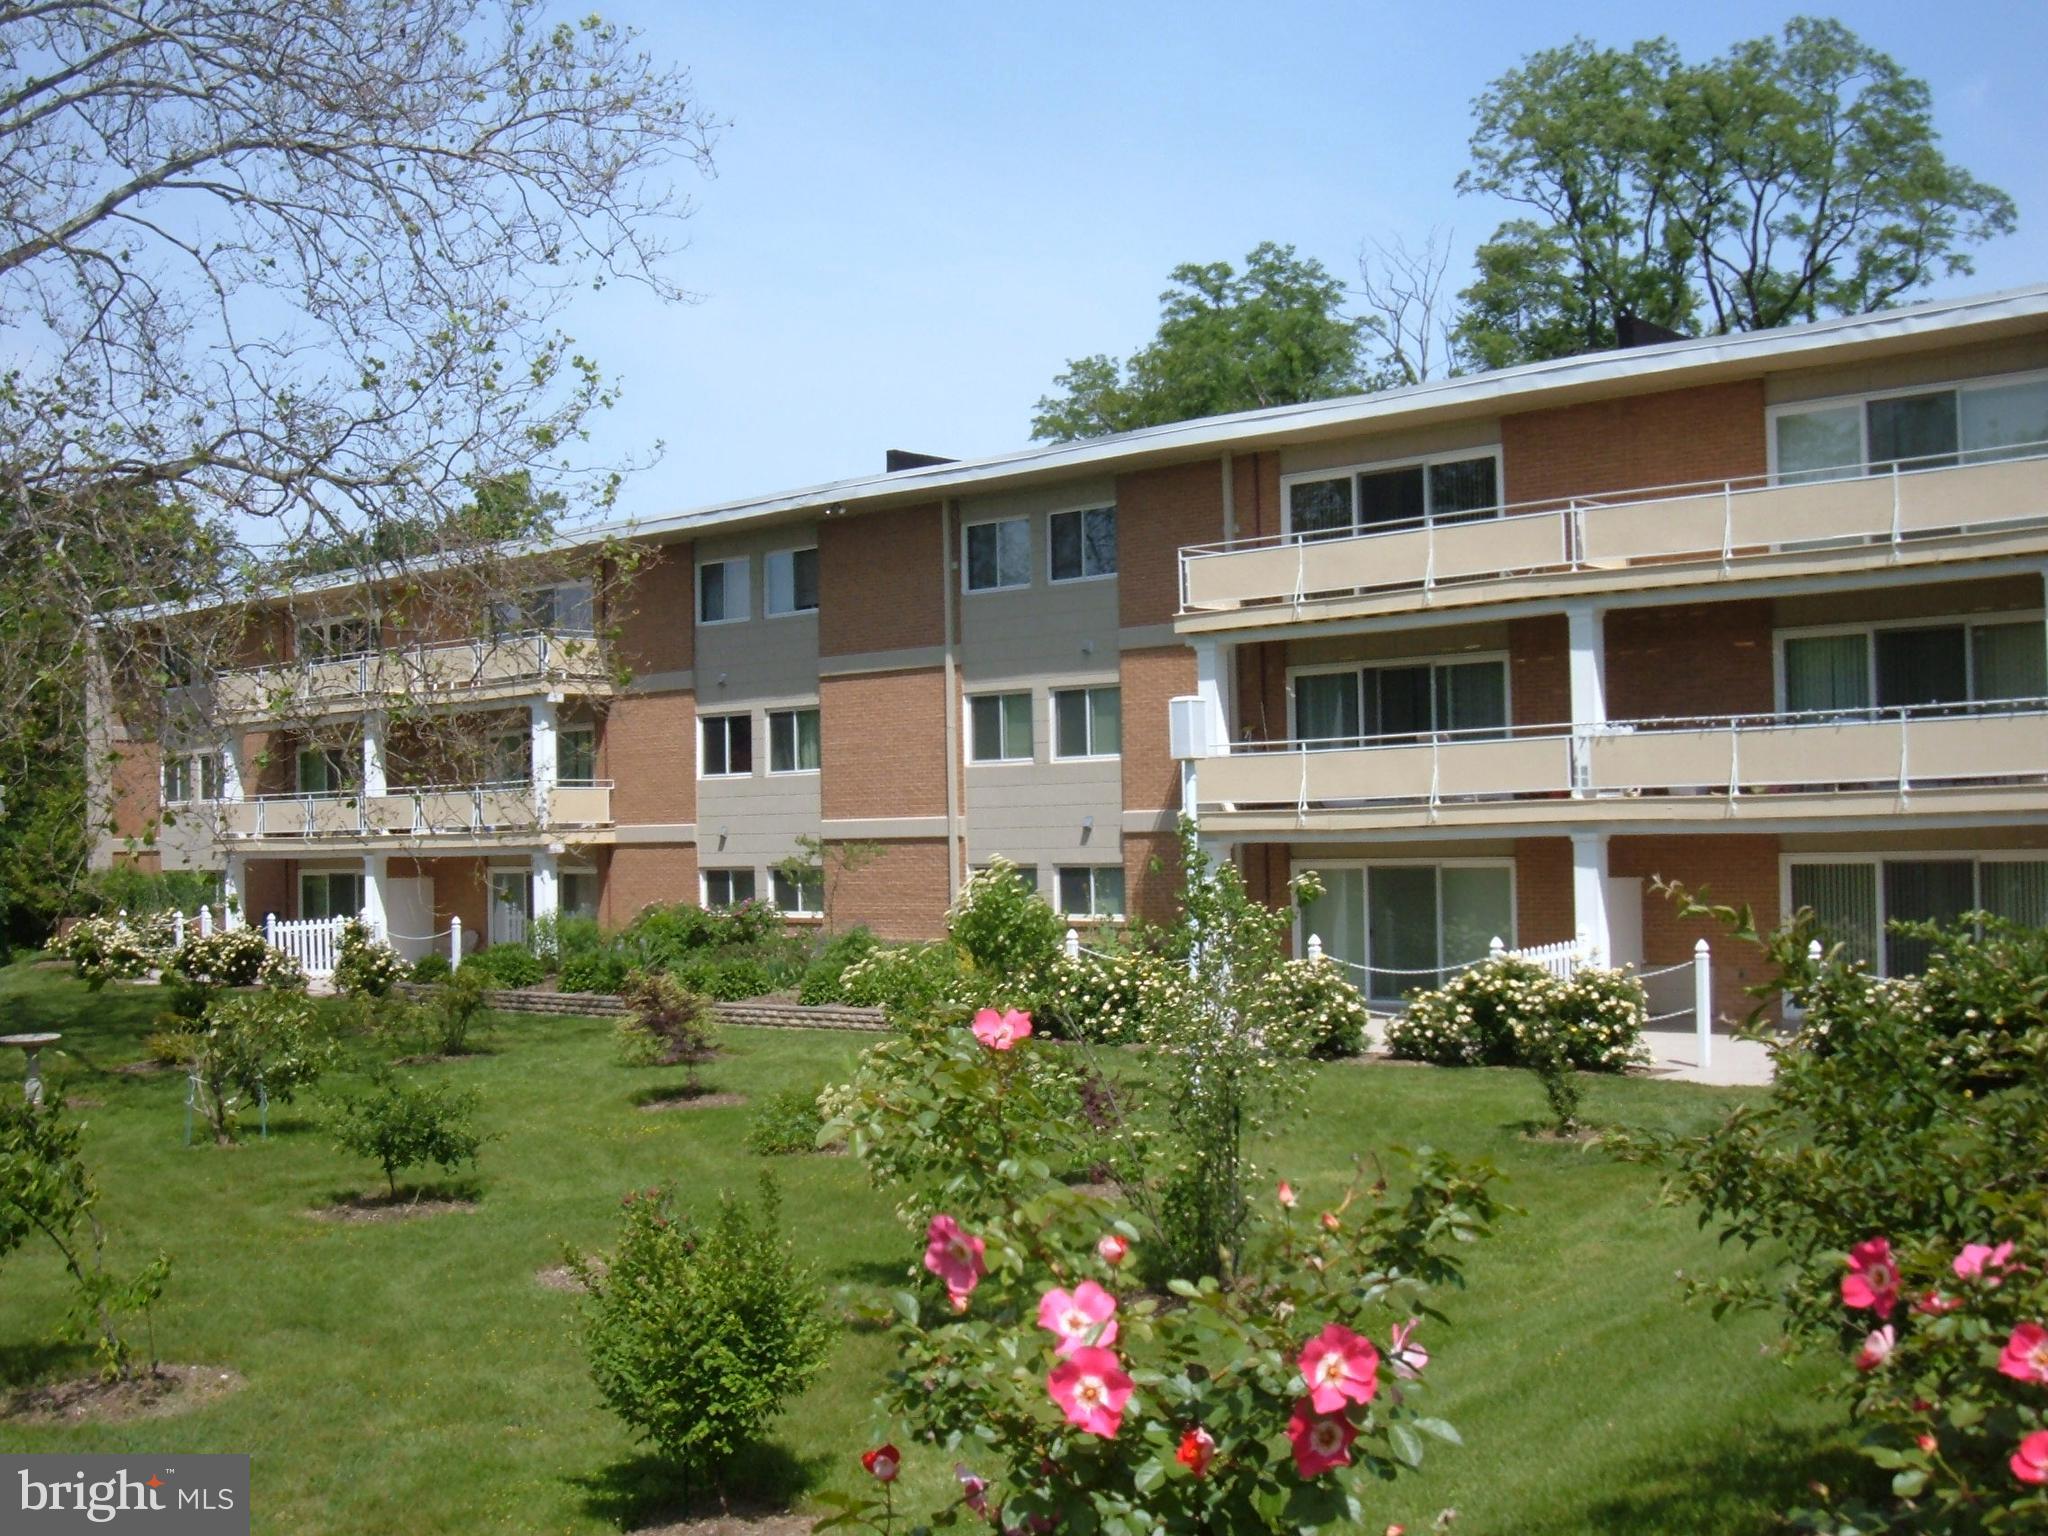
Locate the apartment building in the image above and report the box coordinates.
[98,284,2048,1017]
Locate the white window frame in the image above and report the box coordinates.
[1050,684,1121,762]
[696,556,751,626]
[298,615,374,660]
[1286,650,1514,741]
[1279,445,1505,541]
[770,867,825,916]
[163,751,222,804]
[1046,503,1118,584]
[766,706,822,775]
[699,712,754,779]
[971,861,1041,893]
[702,868,757,908]
[764,547,820,618]
[1056,864,1126,921]
[1288,857,1519,987]
[961,515,1033,594]
[555,725,598,785]
[1766,368,2048,485]
[966,690,1036,765]
[1780,850,2048,981]
[299,869,365,922]
[1772,610,2048,716]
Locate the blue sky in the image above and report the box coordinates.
[565,1,2048,515]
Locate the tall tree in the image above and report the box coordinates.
[1030,243,1367,441]
[1454,18,2016,369]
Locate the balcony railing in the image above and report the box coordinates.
[1178,444,2048,614]
[211,630,609,720]
[210,779,613,840]
[1192,701,2048,825]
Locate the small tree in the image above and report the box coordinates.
[331,1072,484,1200]
[188,991,332,1145]
[616,968,716,1080]
[775,833,885,934]
[333,919,408,998]
[949,856,1063,978]
[576,1174,834,1492]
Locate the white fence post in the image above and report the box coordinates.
[1488,935,1506,962]
[1809,938,1824,965]
[1064,926,1081,961]
[1694,938,1713,1070]
[449,914,462,963]
[197,904,213,939]
[264,912,276,947]
[1306,932,1324,963]
[171,910,185,949]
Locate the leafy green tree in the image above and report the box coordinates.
[1455,19,2017,368]
[1031,243,1367,440]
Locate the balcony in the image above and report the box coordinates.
[210,631,613,723]
[1191,703,2048,835]
[1178,449,2048,622]
[210,780,614,844]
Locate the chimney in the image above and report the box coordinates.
[885,449,955,473]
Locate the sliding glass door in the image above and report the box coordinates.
[1789,856,2048,977]
[1299,863,1514,1002]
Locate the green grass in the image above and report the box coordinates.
[0,961,1848,1533]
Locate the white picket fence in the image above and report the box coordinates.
[263,914,347,978]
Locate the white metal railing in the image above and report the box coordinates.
[210,628,605,716]
[1179,441,2048,612]
[209,779,612,840]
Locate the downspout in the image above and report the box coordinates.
[941,497,963,904]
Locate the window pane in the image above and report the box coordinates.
[1982,862,2048,927]
[728,717,752,775]
[1436,662,1508,735]
[1356,466,1426,529]
[769,711,795,772]
[966,524,999,589]
[1289,478,1352,540]
[1055,690,1089,757]
[554,583,594,632]
[1369,665,1433,739]
[1784,634,1872,715]
[1961,379,2048,463]
[703,719,728,776]
[1058,867,1091,916]
[1428,457,1498,522]
[1868,392,1958,473]
[1876,626,1969,710]
[1441,866,1514,969]
[1299,868,1366,974]
[998,519,1031,585]
[1367,865,1438,998]
[1972,622,2046,703]
[556,729,596,782]
[1776,406,1862,484]
[970,696,1001,761]
[1002,692,1033,759]
[1083,507,1117,574]
[1092,867,1125,917]
[1791,863,1878,969]
[1050,510,1082,580]
[1883,859,1973,976]
[793,548,819,611]
[796,707,821,770]
[1089,688,1121,756]
[766,552,793,614]
[699,562,724,622]
[560,873,598,919]
[1295,673,1360,741]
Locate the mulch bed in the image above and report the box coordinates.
[306,1193,479,1224]
[109,1059,176,1076]
[535,1259,605,1294]
[634,1089,746,1113]
[2,1364,244,1425]
[631,1504,813,1536]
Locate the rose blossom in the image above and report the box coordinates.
[1299,1323,1380,1413]
[955,1463,990,1514]
[1955,1241,2015,1284]
[971,1007,1033,1051]
[1277,1180,1297,1208]
[1175,1426,1216,1478]
[2012,1431,2048,1487]
[1854,1325,1896,1372]
[1037,1281,1119,1357]
[1390,1319,1429,1380]
[1997,1322,2048,1385]
[1097,1233,1130,1267]
[1047,1345,1134,1437]
[1286,1398,1358,1478]
[1841,1237,1900,1319]
[924,1213,986,1303]
[862,1444,900,1482]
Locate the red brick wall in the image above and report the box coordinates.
[603,845,698,926]
[606,691,695,826]
[1502,379,1769,507]
[820,503,944,655]
[1605,601,1776,721]
[1609,834,1783,1023]
[1115,460,1227,627]
[1235,641,1289,743]
[613,541,694,677]
[1122,831,1182,927]
[830,837,951,939]
[109,740,161,840]
[244,858,292,923]
[821,668,948,819]
[1508,615,1570,728]
[1514,837,1575,947]
[1120,646,1196,813]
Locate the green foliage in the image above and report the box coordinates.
[837,942,971,1018]
[1455,19,2017,368]
[53,912,176,989]
[950,857,1063,976]
[1387,959,1647,1072]
[559,949,629,994]
[408,953,452,984]
[189,990,333,1145]
[333,919,408,998]
[426,965,491,1056]
[743,1085,827,1157]
[623,898,781,970]
[616,969,716,1070]
[1251,956,1374,1060]
[141,1026,204,1067]
[463,943,545,990]
[172,926,272,988]
[0,1101,172,1379]
[575,1175,834,1486]
[330,1070,485,1199]
[1526,1035,1585,1137]
[796,926,879,1004]
[671,952,774,1001]
[1622,893,2048,1532]
[80,867,221,920]
[1031,242,1367,440]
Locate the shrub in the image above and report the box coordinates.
[796,926,878,1005]
[616,969,715,1070]
[575,1174,834,1488]
[426,965,491,1056]
[949,857,1063,977]
[1032,944,1162,1043]
[1387,958,1646,1072]
[838,942,969,1018]
[54,913,176,989]
[333,920,408,998]
[1625,897,2048,1533]
[256,946,308,992]
[673,953,773,1001]
[623,901,723,967]
[1250,955,1373,1059]
[463,943,545,990]
[189,990,333,1144]
[330,1070,485,1199]
[79,866,219,920]
[173,926,273,988]
[142,1027,204,1067]
[559,949,629,994]
[408,952,452,984]
[743,1085,826,1156]
[527,912,606,967]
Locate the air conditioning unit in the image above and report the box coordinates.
[1168,696,1212,761]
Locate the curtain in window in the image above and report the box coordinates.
[1289,479,1352,540]
[1790,863,1878,968]
[1960,379,2048,463]
[1367,866,1438,1000]
[1427,457,1498,522]
[1298,869,1366,980]
[1868,393,1959,473]
[1982,861,2048,928]
[1440,867,1513,974]
[1883,860,1974,976]
[1295,673,1360,742]
[1783,634,1871,716]
[1367,666,1433,739]
[1971,622,2048,704]
[1876,627,1969,710]
[1776,406,1862,484]
[1356,466,1426,530]
[1435,662,1508,736]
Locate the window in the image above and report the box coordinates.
[771,868,824,915]
[972,863,1039,893]
[698,557,750,624]
[1057,865,1124,919]
[1298,863,1514,1001]
[765,548,820,616]
[969,692,1034,763]
[964,517,1031,591]
[296,745,353,794]
[1293,658,1508,744]
[560,871,599,920]
[489,731,530,784]
[768,707,821,773]
[299,616,372,659]
[1773,375,2048,484]
[1285,452,1500,541]
[701,714,753,777]
[1790,856,2048,978]
[164,752,222,803]
[1780,619,2047,717]
[703,868,756,908]
[556,726,597,784]
[492,583,595,635]
[1053,686,1121,759]
[300,871,364,921]
[1049,506,1117,581]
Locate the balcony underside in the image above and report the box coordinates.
[207,634,613,725]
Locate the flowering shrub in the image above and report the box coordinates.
[1623,895,2048,1532]
[171,926,270,988]
[950,858,1064,978]
[839,942,974,1018]
[1251,957,1374,1060]
[1032,944,1169,1044]
[574,1174,834,1489]
[333,920,408,998]
[256,945,308,992]
[54,913,176,988]
[1387,957,1646,1072]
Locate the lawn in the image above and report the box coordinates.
[0,960,1848,1534]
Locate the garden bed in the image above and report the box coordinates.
[395,979,886,1031]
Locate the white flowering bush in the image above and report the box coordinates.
[1032,946,1172,1044]
[1388,957,1646,1072]
[333,919,408,998]
[1250,957,1373,1059]
[173,927,272,987]
[54,913,177,989]
[257,946,308,992]
[839,942,975,1018]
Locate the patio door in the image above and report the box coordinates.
[489,871,531,947]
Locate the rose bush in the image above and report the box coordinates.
[333,919,408,998]
[1386,957,1647,1072]
[53,912,176,988]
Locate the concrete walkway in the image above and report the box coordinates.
[1639,1026,1778,1088]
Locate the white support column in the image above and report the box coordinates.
[361,711,388,798]
[1566,601,1607,795]
[219,735,244,802]
[361,852,387,942]
[1183,636,1233,817]
[1571,830,1611,965]
[529,696,559,822]
[531,846,559,930]
[223,853,247,930]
